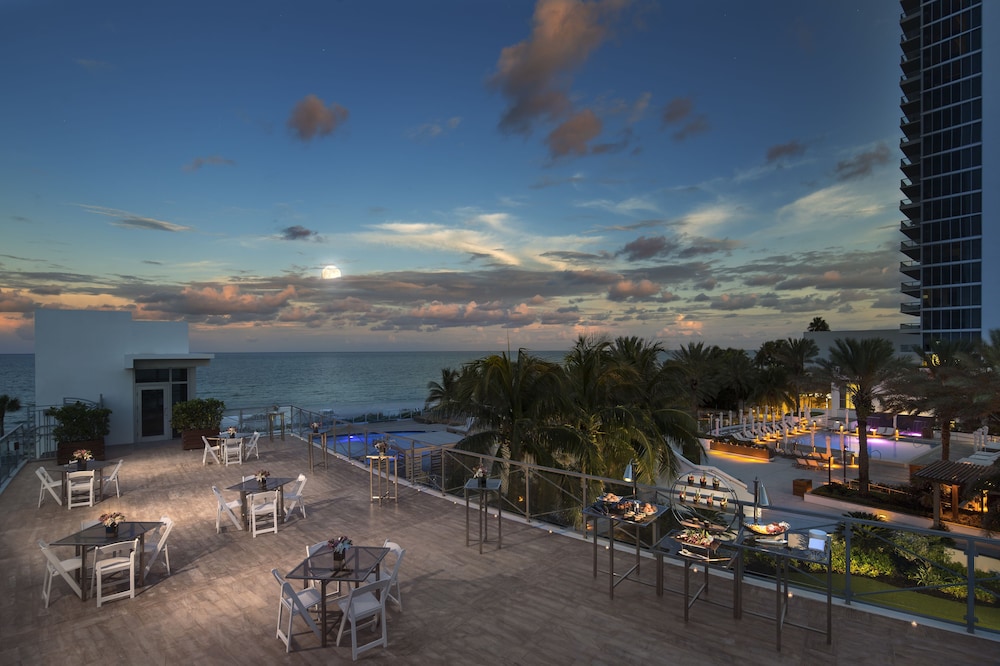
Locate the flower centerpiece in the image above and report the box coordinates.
[72,448,93,470]
[255,469,270,485]
[310,422,320,433]
[374,437,389,455]
[472,463,488,486]
[100,511,125,534]
[227,426,237,438]
[328,535,352,561]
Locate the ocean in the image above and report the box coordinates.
[0,350,567,428]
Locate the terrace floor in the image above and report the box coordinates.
[1,432,995,664]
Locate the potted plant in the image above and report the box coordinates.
[49,401,111,464]
[171,397,226,450]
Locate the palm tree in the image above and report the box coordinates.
[454,350,564,467]
[424,367,462,422]
[890,340,979,462]
[808,316,830,332]
[663,342,723,419]
[818,338,910,493]
[0,394,21,436]
[776,337,820,417]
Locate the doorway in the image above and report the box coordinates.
[137,384,170,441]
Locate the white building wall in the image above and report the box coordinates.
[34,310,197,445]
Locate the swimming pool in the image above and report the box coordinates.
[788,432,934,464]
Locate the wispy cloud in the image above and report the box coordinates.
[78,205,193,232]
[183,155,236,172]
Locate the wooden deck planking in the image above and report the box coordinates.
[0,435,995,664]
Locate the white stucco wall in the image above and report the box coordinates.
[34,310,198,445]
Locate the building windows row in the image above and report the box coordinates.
[922,192,982,219]
[922,53,979,89]
[924,76,981,111]
[923,28,980,67]
[922,214,981,243]
[922,238,982,265]
[924,170,982,198]
[922,261,981,287]
[923,99,982,133]
[922,284,981,308]
[924,145,982,176]
[922,121,981,155]
[922,6,978,43]
[922,307,981,332]
[923,1,980,29]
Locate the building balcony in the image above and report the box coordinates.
[900,239,921,260]
[900,301,922,316]
[901,280,921,298]
[900,321,921,330]
[900,260,921,278]
[900,219,921,240]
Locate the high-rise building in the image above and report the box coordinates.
[898,0,998,350]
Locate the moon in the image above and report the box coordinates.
[321,265,342,280]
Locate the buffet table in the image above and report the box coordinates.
[582,498,668,598]
[465,478,502,554]
[654,528,741,621]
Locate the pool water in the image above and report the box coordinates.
[789,433,934,464]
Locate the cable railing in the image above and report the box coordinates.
[277,408,1000,637]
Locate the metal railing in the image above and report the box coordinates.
[279,410,1000,637]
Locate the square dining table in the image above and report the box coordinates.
[285,545,390,647]
[225,476,296,528]
[55,459,115,504]
[50,520,163,601]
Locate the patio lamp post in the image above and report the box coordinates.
[623,460,638,499]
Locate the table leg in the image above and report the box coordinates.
[608,516,615,598]
[478,490,485,555]
[240,491,249,529]
[321,580,330,648]
[465,488,470,547]
[137,534,147,587]
[278,488,286,524]
[497,488,502,549]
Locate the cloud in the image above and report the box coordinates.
[279,225,321,241]
[78,205,193,232]
[835,142,891,180]
[287,94,349,141]
[489,0,629,136]
[546,109,602,158]
[766,140,806,163]
[408,117,462,141]
[619,235,677,261]
[138,284,297,318]
[671,114,709,141]
[711,293,759,311]
[183,155,236,172]
[661,97,693,125]
[0,289,36,313]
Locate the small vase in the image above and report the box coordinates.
[712,479,720,490]
[333,551,345,562]
[700,478,707,487]
[76,459,86,471]
[105,524,118,536]
[258,478,267,487]
[478,476,487,487]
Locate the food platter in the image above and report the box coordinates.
[589,494,660,522]
[744,521,790,536]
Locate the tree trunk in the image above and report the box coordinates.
[940,420,952,461]
[856,418,870,494]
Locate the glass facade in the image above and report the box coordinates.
[899,0,986,349]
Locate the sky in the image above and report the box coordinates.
[0,0,907,354]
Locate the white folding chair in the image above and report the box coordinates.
[36,467,63,507]
[66,470,95,509]
[202,436,221,465]
[243,431,261,460]
[38,539,82,607]
[92,538,138,607]
[335,578,392,661]
[366,540,405,613]
[212,486,243,533]
[271,568,322,653]
[284,473,307,520]
[101,459,124,499]
[222,437,243,466]
[143,515,173,578]
[250,490,279,537]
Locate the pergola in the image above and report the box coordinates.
[913,460,995,525]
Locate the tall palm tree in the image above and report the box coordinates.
[818,337,909,493]
[424,367,462,422]
[889,340,979,462]
[663,342,722,419]
[808,316,830,332]
[454,349,564,467]
[0,394,21,436]
[776,337,820,417]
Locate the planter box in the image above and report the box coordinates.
[710,439,773,460]
[792,478,813,497]
[57,439,105,465]
[182,428,218,450]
